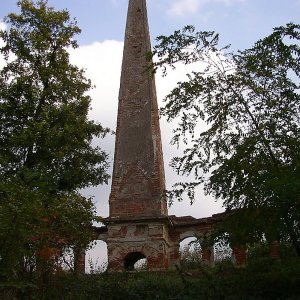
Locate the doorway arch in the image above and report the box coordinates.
[124,252,147,271]
[86,240,108,273]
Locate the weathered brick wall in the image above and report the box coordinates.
[107,222,170,271]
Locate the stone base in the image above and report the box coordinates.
[106,220,170,272]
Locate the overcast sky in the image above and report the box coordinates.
[1,0,299,267]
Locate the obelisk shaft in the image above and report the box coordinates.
[109,0,167,218]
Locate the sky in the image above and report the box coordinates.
[1,0,299,269]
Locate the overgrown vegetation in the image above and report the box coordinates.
[152,23,300,255]
[1,254,300,299]
[0,0,109,286]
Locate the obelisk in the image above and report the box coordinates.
[109,0,167,219]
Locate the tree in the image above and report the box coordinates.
[0,0,109,280]
[152,23,300,255]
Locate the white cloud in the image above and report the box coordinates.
[167,0,244,17]
[167,0,207,17]
[0,22,6,31]
[69,40,123,130]
[69,40,124,224]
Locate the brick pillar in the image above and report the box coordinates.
[171,245,180,269]
[202,247,213,265]
[232,245,246,266]
[74,248,85,273]
[269,241,280,261]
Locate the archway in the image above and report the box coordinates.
[213,236,232,262]
[180,236,200,253]
[179,231,221,266]
[179,236,201,268]
[86,240,108,273]
[124,252,147,271]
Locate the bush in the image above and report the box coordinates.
[1,259,299,299]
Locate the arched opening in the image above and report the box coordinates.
[214,235,232,262]
[86,240,108,273]
[180,237,201,269]
[180,236,199,251]
[124,252,147,271]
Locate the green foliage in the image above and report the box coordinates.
[179,243,202,270]
[0,0,109,282]
[1,263,299,299]
[152,23,300,254]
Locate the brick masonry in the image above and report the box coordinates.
[105,0,169,271]
[109,0,167,219]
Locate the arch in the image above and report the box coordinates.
[179,230,198,242]
[180,236,199,251]
[179,236,201,269]
[94,226,108,242]
[86,240,108,273]
[213,236,232,262]
[124,252,147,271]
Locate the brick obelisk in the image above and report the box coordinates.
[109,0,167,219]
[105,0,169,271]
